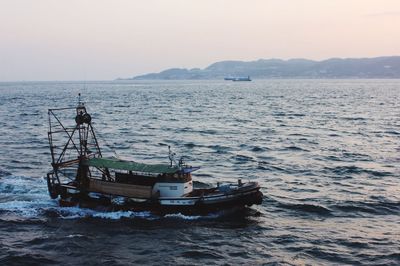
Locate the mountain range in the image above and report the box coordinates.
[130,56,400,80]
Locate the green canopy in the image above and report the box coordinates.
[84,157,179,174]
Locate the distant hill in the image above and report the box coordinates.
[129,56,400,80]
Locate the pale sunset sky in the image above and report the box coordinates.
[0,0,399,81]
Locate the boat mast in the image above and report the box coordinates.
[74,94,103,187]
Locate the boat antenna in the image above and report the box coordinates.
[168,146,177,167]
[78,93,84,107]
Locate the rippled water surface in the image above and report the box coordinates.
[0,80,399,265]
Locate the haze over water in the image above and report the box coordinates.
[0,80,399,265]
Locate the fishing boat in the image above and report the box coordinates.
[224,76,252,81]
[46,96,263,215]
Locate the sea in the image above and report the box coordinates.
[0,79,399,265]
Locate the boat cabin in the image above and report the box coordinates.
[82,157,196,198]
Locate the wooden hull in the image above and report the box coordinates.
[59,182,263,215]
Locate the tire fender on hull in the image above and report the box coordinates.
[46,173,60,199]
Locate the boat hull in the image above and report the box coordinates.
[59,182,263,215]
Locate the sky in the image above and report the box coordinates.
[0,0,400,81]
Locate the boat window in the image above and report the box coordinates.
[170,186,178,190]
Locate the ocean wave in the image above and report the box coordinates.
[184,142,197,148]
[56,207,155,220]
[180,250,224,259]
[257,163,285,172]
[323,165,392,177]
[277,202,332,215]
[357,252,400,266]
[331,200,400,216]
[303,246,360,265]
[0,254,59,266]
[250,146,268,152]
[341,116,367,121]
[65,234,86,238]
[281,146,309,152]
[0,176,57,220]
[164,212,220,220]
[0,169,11,177]
[273,112,286,117]
[342,152,372,161]
[207,144,231,153]
[384,130,400,135]
[234,154,255,163]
